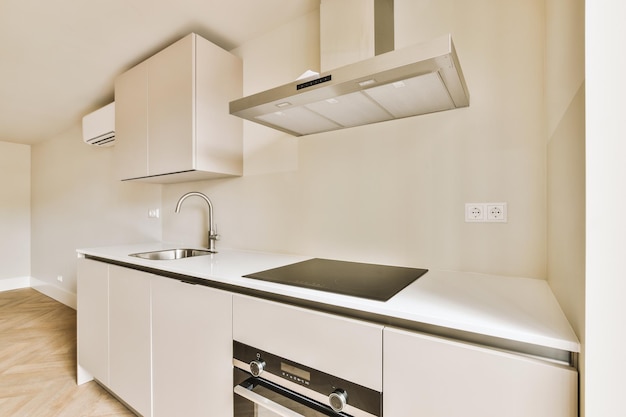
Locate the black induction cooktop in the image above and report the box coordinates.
[243,258,428,302]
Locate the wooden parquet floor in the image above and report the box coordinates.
[0,288,135,417]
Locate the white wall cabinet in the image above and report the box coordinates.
[77,259,234,417]
[152,277,233,417]
[114,33,243,183]
[114,59,148,181]
[383,327,578,417]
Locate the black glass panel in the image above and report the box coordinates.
[244,258,427,301]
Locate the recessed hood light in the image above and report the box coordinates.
[358,79,377,87]
[229,34,469,136]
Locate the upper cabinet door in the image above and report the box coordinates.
[147,35,194,177]
[113,33,243,183]
[114,60,148,180]
[194,35,244,176]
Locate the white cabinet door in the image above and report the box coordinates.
[77,258,109,385]
[109,265,153,417]
[383,327,578,417]
[114,60,148,180]
[147,35,194,177]
[113,33,242,183]
[194,35,243,176]
[233,295,383,392]
[152,277,233,417]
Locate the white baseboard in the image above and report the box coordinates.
[29,277,77,310]
[0,276,30,292]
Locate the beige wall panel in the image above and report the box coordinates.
[0,141,30,286]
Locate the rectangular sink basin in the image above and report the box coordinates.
[130,248,214,260]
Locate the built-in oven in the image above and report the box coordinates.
[233,341,382,417]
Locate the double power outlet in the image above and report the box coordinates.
[465,202,507,223]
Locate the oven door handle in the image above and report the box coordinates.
[234,385,306,417]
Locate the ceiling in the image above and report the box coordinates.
[0,0,320,145]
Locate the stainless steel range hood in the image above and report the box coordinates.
[229,33,469,136]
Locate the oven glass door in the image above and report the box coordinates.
[234,376,349,417]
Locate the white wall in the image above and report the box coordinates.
[585,1,626,415]
[163,0,549,279]
[0,141,30,290]
[30,125,162,306]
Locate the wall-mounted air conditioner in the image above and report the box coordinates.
[82,102,115,146]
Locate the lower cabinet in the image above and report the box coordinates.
[152,277,233,417]
[77,259,233,417]
[77,258,109,385]
[233,295,383,392]
[109,265,153,417]
[383,327,578,417]
[78,258,578,416]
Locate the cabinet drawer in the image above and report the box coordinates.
[383,327,578,417]
[233,295,383,391]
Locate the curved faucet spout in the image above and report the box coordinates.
[175,192,219,252]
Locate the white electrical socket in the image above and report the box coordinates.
[148,209,160,218]
[465,202,507,223]
[57,275,63,282]
[486,203,507,222]
[465,204,484,222]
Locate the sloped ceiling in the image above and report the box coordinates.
[0,0,319,144]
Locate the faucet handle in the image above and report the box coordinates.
[207,228,219,252]
[209,224,220,240]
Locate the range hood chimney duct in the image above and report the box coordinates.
[374,0,394,55]
[229,0,469,137]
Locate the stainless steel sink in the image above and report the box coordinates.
[130,248,215,260]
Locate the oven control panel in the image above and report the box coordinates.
[234,341,312,388]
[233,340,382,416]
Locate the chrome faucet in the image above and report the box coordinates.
[175,192,219,252]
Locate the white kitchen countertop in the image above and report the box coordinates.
[77,242,580,356]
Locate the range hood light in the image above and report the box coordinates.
[392,81,406,88]
[358,79,377,87]
[325,98,339,104]
[276,102,291,108]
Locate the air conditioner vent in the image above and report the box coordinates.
[82,102,115,146]
[85,131,115,146]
